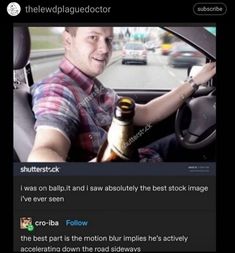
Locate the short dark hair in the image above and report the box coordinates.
[65,27,78,37]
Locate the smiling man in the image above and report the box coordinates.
[27,27,216,162]
[64,27,113,77]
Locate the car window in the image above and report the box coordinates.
[124,43,145,50]
[172,43,197,52]
[204,27,216,36]
[29,27,63,49]
[29,27,208,90]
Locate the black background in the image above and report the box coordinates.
[0,0,230,251]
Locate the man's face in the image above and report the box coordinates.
[64,27,113,77]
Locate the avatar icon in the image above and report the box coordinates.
[20,217,32,229]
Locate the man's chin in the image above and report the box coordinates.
[93,67,105,76]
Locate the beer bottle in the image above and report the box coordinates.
[97,97,139,162]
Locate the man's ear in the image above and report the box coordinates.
[63,31,72,50]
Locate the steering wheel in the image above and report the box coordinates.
[175,89,216,149]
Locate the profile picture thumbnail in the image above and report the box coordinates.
[20,217,32,229]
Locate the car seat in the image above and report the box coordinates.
[13,26,36,162]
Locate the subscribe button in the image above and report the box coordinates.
[193,2,227,15]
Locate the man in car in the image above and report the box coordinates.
[27,27,216,162]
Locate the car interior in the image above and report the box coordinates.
[13,26,35,162]
[13,26,216,162]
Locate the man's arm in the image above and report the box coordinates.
[134,82,195,126]
[134,62,216,126]
[27,128,71,162]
